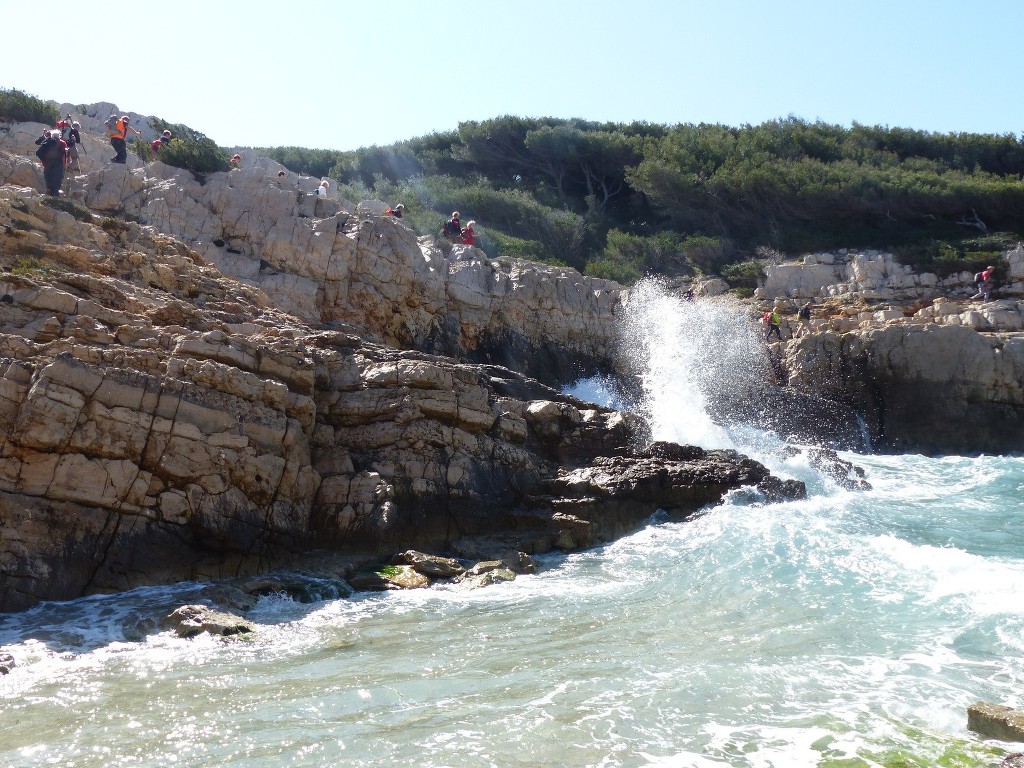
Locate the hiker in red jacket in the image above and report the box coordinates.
[971,266,995,301]
[150,130,172,154]
[461,220,477,246]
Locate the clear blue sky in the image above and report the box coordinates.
[3,0,1021,150]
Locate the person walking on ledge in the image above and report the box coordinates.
[971,266,995,301]
[764,306,783,341]
[109,115,141,164]
[35,129,67,196]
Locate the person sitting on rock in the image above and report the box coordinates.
[316,179,329,198]
[441,211,461,242]
[460,220,477,246]
[385,203,404,218]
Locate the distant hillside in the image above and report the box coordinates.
[252,117,1024,288]
[6,86,1023,288]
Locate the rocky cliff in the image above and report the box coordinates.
[759,249,1024,454]
[1,120,621,384]
[3,106,1022,612]
[0,120,807,613]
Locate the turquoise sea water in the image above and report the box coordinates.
[1,283,1022,767]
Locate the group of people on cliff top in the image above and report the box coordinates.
[35,113,479,244]
[32,112,179,196]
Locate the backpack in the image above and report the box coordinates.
[762,311,773,324]
[974,271,984,283]
[57,120,72,141]
[104,114,120,136]
[442,218,459,236]
[35,138,63,164]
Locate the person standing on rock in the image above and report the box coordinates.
[765,306,783,341]
[460,220,477,246]
[972,266,995,301]
[63,120,84,173]
[34,129,67,196]
[796,302,812,336]
[442,211,461,242]
[109,115,141,164]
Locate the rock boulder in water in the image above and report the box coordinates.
[968,702,1024,742]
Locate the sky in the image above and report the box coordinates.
[2,0,1022,151]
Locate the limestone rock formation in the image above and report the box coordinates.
[0,121,622,384]
[757,247,1024,454]
[5,104,1020,614]
[780,317,1024,454]
[0,183,803,613]
[163,604,255,638]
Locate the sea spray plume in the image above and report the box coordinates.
[618,279,865,455]
[617,278,772,450]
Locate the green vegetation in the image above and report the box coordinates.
[11,256,46,274]
[254,116,1024,285]
[376,565,402,579]
[0,88,58,125]
[42,197,93,222]
[100,217,130,236]
[134,118,231,176]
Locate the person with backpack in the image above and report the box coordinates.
[385,203,404,218]
[150,130,172,155]
[108,115,141,164]
[34,129,68,196]
[971,266,995,301]
[795,302,812,337]
[441,211,461,242]
[65,121,84,172]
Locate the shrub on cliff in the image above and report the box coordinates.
[134,118,230,176]
[0,88,58,125]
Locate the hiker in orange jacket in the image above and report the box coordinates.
[109,115,141,164]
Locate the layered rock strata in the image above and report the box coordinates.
[0,189,803,613]
[0,122,621,384]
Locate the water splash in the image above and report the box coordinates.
[617,279,773,451]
